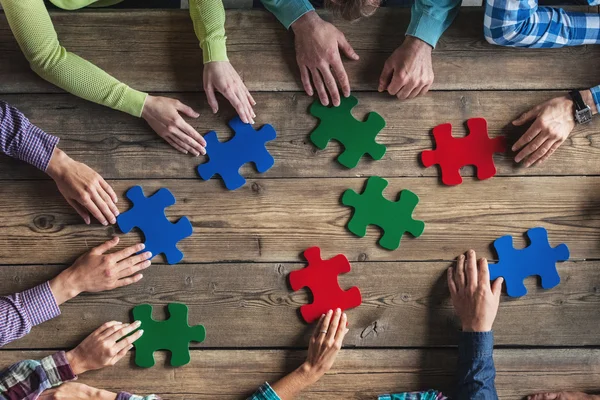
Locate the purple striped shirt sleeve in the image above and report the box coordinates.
[0,101,59,171]
[0,282,61,348]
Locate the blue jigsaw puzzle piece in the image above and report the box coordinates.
[488,227,569,297]
[117,186,193,265]
[197,116,277,190]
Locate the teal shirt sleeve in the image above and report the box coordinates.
[259,0,314,29]
[407,0,461,48]
[247,383,281,400]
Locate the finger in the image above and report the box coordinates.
[95,320,122,337]
[111,243,146,262]
[116,273,145,287]
[378,63,393,92]
[523,138,554,167]
[175,101,200,118]
[117,250,152,270]
[536,141,562,165]
[492,276,504,299]
[338,34,359,60]
[175,121,207,155]
[407,84,425,100]
[477,257,491,289]
[81,194,108,226]
[222,88,251,124]
[98,321,126,340]
[117,258,152,279]
[515,130,546,163]
[325,308,342,344]
[466,250,478,293]
[115,327,144,352]
[205,85,219,114]
[90,236,120,255]
[237,88,255,124]
[299,65,314,97]
[244,88,257,121]
[447,265,457,295]
[455,253,466,291]
[320,66,341,107]
[512,107,539,126]
[312,314,326,339]
[333,312,348,344]
[66,197,91,225]
[417,83,432,98]
[114,344,133,361]
[165,136,189,155]
[396,81,416,100]
[91,191,116,226]
[246,88,257,107]
[310,67,329,106]
[318,309,334,344]
[387,76,404,96]
[107,320,142,343]
[97,187,119,224]
[513,120,542,153]
[99,178,118,205]
[172,128,205,156]
[331,59,350,98]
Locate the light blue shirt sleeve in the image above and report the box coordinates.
[407,0,461,48]
[260,0,314,29]
[247,383,281,400]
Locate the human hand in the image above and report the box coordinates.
[49,237,151,305]
[379,36,434,100]
[203,61,256,124]
[448,250,503,332]
[40,383,117,400]
[511,91,597,167]
[142,95,207,156]
[291,11,359,106]
[528,392,600,400]
[46,148,118,226]
[66,321,143,375]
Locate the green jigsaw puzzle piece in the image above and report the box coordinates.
[309,95,386,168]
[131,303,206,368]
[342,176,425,250]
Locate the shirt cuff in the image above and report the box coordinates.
[18,123,60,172]
[459,331,494,360]
[201,37,229,63]
[270,0,314,29]
[406,11,446,48]
[21,282,61,327]
[254,382,281,400]
[119,87,149,118]
[590,85,600,113]
[42,351,77,386]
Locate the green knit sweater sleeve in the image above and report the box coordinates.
[190,0,228,63]
[0,0,148,117]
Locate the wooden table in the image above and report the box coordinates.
[1,7,600,399]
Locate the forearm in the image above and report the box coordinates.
[484,0,600,47]
[0,101,59,171]
[0,282,61,347]
[261,0,314,29]
[0,0,147,117]
[407,0,461,48]
[455,331,498,400]
[268,364,320,400]
[189,0,228,63]
[0,352,76,398]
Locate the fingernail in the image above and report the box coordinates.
[134,320,141,327]
[144,261,151,268]
[336,308,341,313]
[145,252,152,258]
[139,243,145,250]
[138,329,144,335]
[252,112,256,118]
[115,210,120,216]
[327,309,333,315]
[342,312,347,318]
[110,218,116,224]
[102,221,108,226]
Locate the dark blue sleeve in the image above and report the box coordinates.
[455,331,498,400]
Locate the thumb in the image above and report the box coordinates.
[513,108,538,126]
[92,236,120,255]
[491,277,504,298]
[175,100,199,118]
[338,34,359,60]
[205,86,219,114]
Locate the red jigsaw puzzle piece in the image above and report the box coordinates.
[421,118,506,186]
[289,247,362,323]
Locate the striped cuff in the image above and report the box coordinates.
[18,124,59,172]
[252,383,281,400]
[201,37,229,63]
[119,87,149,118]
[43,351,77,386]
[117,392,161,400]
[21,282,61,327]
[590,85,600,113]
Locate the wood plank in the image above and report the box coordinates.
[2,9,600,93]
[0,177,598,264]
[2,260,599,349]
[3,91,600,180]
[1,349,599,399]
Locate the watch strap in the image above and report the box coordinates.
[569,90,587,111]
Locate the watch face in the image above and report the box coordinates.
[576,108,593,124]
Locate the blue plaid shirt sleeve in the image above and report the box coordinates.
[246,382,281,400]
[484,0,600,112]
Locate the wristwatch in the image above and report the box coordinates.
[569,90,593,124]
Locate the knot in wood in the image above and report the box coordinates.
[358,252,368,262]
[251,182,262,194]
[33,214,58,231]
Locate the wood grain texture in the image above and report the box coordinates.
[2,260,599,349]
[2,8,600,93]
[0,177,597,264]
[1,349,600,399]
[3,91,600,180]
